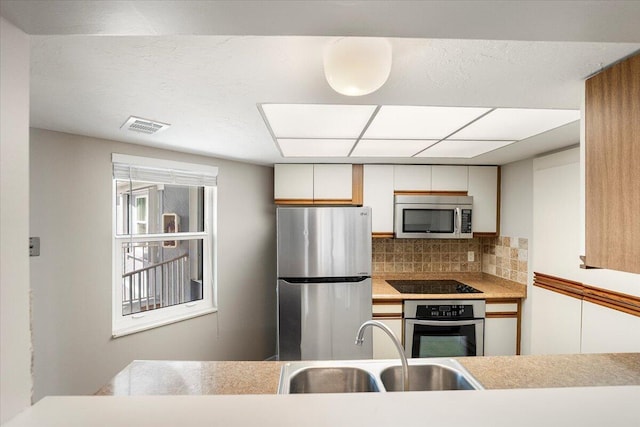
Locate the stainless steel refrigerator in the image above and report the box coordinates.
[277,206,373,361]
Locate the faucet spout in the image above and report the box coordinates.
[355,320,410,391]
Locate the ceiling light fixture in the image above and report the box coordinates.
[323,37,392,96]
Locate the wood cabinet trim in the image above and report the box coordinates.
[372,313,403,319]
[274,199,315,205]
[352,164,363,206]
[534,272,640,317]
[372,232,394,239]
[486,312,518,318]
[473,232,498,238]
[495,165,501,236]
[372,299,403,305]
[394,191,468,196]
[486,298,521,304]
[312,199,354,205]
[533,272,584,300]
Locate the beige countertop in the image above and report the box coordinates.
[96,361,283,396]
[373,272,527,301]
[96,353,639,396]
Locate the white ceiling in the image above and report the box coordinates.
[3,1,640,166]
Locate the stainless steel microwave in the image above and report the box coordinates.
[394,195,473,239]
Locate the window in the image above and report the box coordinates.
[112,154,217,337]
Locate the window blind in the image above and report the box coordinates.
[112,153,218,186]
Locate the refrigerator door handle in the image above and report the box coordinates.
[280,276,370,284]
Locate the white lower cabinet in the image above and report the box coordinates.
[484,300,520,356]
[372,318,403,359]
[484,317,518,356]
[372,302,403,359]
[530,286,582,355]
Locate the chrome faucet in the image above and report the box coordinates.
[355,320,410,391]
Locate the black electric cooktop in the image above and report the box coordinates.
[386,279,482,294]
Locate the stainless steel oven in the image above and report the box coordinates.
[404,299,485,358]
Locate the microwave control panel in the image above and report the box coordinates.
[461,209,472,234]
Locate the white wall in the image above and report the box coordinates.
[29,128,276,401]
[499,158,534,354]
[0,17,33,423]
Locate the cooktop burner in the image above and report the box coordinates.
[386,280,482,294]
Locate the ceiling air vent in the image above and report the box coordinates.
[121,116,171,135]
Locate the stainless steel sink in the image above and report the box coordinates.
[289,367,379,393]
[278,358,484,394]
[380,364,476,392]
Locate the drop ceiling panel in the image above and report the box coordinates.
[363,106,491,139]
[351,139,436,157]
[262,104,376,138]
[451,108,581,140]
[416,140,516,158]
[277,138,356,157]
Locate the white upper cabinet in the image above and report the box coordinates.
[274,164,314,200]
[467,166,499,234]
[431,166,469,191]
[274,164,354,203]
[393,165,432,191]
[364,165,394,234]
[313,164,353,200]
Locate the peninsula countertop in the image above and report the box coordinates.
[96,353,640,396]
[373,273,527,301]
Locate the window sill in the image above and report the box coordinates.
[112,307,218,338]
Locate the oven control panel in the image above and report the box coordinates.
[415,304,478,319]
[404,299,486,320]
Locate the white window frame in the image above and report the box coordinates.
[111,154,218,338]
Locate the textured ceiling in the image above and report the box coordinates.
[5,1,640,165]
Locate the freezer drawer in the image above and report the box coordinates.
[277,278,373,361]
[277,207,372,278]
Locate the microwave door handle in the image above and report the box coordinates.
[455,207,461,236]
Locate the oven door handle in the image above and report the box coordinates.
[406,319,483,327]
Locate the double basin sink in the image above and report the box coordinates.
[278,358,484,394]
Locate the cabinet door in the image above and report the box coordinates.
[313,164,353,201]
[274,164,314,201]
[364,165,394,235]
[372,303,403,359]
[484,317,518,356]
[530,286,582,354]
[372,318,403,359]
[431,166,468,191]
[585,53,640,273]
[393,165,431,191]
[467,166,498,234]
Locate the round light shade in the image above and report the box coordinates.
[323,37,392,96]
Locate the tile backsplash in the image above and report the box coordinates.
[372,238,482,274]
[372,235,530,285]
[481,236,529,284]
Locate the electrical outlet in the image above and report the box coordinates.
[30,237,40,257]
[467,251,474,262]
